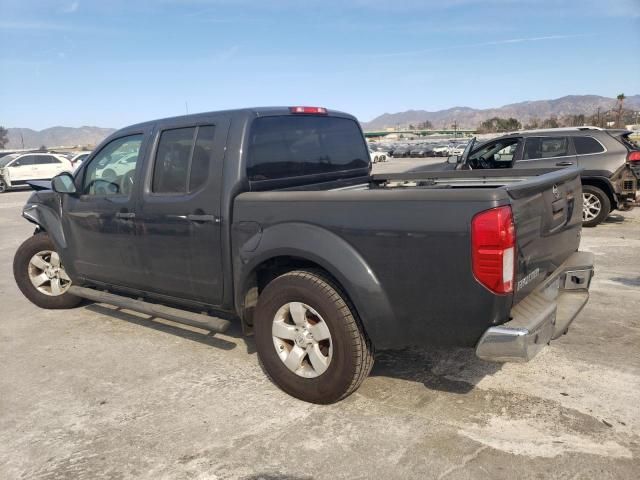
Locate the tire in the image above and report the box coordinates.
[0,178,7,193]
[13,232,82,309]
[254,270,374,404]
[582,185,611,227]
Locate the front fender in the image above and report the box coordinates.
[22,192,67,251]
[234,222,395,347]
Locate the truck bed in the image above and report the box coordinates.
[234,168,583,349]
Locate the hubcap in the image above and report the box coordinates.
[271,302,333,378]
[583,193,601,221]
[28,250,71,296]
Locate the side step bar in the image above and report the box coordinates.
[69,286,231,334]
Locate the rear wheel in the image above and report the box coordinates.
[13,233,82,309]
[582,185,611,227]
[254,270,374,404]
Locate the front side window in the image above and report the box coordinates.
[468,138,520,169]
[523,137,569,159]
[247,116,369,181]
[574,136,605,155]
[83,134,143,196]
[151,125,214,194]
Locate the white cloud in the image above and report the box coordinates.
[63,1,80,13]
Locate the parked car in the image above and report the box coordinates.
[0,152,73,193]
[69,151,92,167]
[369,150,387,163]
[440,127,638,227]
[449,144,467,156]
[392,146,410,157]
[431,144,450,156]
[13,106,593,404]
[409,145,432,157]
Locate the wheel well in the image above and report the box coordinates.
[239,256,349,334]
[582,178,616,208]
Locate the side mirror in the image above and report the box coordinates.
[51,172,77,194]
[447,155,459,164]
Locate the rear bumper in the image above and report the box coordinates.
[475,251,594,362]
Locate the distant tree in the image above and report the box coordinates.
[478,117,521,133]
[541,117,559,129]
[524,118,540,130]
[38,144,47,151]
[615,93,625,128]
[409,124,416,130]
[416,120,433,130]
[0,126,8,149]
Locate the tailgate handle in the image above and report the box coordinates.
[556,161,574,166]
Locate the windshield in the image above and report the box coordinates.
[0,154,19,167]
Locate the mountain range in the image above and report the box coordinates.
[362,94,640,131]
[4,126,117,150]
[3,94,639,148]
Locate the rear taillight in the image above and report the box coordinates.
[471,205,515,294]
[289,106,328,114]
[627,151,640,162]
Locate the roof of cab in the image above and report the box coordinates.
[118,107,357,133]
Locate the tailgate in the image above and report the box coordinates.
[504,168,583,303]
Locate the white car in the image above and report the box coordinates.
[449,144,467,156]
[69,151,92,167]
[0,153,73,193]
[431,144,451,157]
[369,150,388,163]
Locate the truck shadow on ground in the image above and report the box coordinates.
[370,347,503,394]
[85,303,256,353]
[85,304,498,393]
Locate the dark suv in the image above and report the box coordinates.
[449,127,639,227]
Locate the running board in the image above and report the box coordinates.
[69,286,231,334]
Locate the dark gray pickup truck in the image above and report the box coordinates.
[13,107,594,403]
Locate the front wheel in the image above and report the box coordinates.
[13,232,82,309]
[582,185,611,227]
[254,270,374,404]
[0,178,7,193]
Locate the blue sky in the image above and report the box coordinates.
[1,0,639,129]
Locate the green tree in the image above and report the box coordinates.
[0,126,8,149]
[478,117,521,133]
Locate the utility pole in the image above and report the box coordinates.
[596,107,601,128]
[452,120,458,138]
[185,101,189,114]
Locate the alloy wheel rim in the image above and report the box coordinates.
[271,302,333,378]
[28,250,72,296]
[582,193,601,221]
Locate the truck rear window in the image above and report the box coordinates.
[247,116,369,182]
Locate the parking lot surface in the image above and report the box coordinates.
[1,170,639,479]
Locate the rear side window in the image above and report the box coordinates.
[152,125,214,194]
[523,137,569,159]
[247,116,369,181]
[574,136,605,155]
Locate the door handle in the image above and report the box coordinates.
[556,161,574,166]
[186,214,217,223]
[116,212,136,220]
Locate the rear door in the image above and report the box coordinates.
[513,136,577,169]
[136,117,230,305]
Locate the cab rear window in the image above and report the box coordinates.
[247,116,369,182]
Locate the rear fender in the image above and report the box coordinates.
[235,222,395,346]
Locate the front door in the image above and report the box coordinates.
[61,132,150,289]
[137,118,229,305]
[8,155,38,182]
